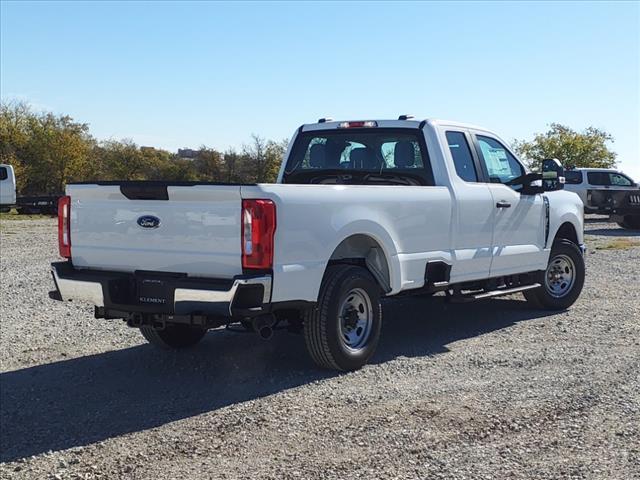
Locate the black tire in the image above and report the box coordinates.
[616,215,640,230]
[304,265,382,371]
[140,324,207,349]
[524,239,585,310]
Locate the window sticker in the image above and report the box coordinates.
[483,146,510,176]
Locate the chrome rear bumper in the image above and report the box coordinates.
[52,265,105,306]
[50,262,271,317]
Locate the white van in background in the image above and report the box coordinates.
[0,164,17,212]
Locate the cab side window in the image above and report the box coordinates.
[609,173,633,186]
[446,131,477,182]
[587,172,609,186]
[564,171,583,185]
[0,167,7,181]
[475,135,524,185]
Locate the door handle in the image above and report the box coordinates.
[496,201,511,208]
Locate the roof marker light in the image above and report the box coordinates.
[337,121,378,129]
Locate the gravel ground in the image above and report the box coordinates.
[1,217,639,479]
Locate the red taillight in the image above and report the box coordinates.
[241,199,276,270]
[58,196,71,258]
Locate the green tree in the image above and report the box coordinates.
[1,102,94,194]
[241,135,287,183]
[0,101,31,190]
[39,113,93,193]
[157,157,198,181]
[241,134,269,183]
[96,139,148,180]
[264,138,288,182]
[513,123,617,170]
[193,147,224,181]
[0,99,289,192]
[141,147,185,180]
[222,149,242,183]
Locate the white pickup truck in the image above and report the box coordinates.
[50,118,586,371]
[0,164,17,211]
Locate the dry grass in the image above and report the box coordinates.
[595,238,640,250]
[0,210,51,222]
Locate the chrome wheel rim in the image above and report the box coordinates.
[544,254,576,298]
[339,288,373,351]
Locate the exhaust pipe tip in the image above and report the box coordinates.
[258,326,273,340]
[251,314,276,340]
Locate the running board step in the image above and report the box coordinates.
[472,283,541,300]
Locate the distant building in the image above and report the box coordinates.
[177,148,199,159]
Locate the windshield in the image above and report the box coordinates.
[282,128,433,185]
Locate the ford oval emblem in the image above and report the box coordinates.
[137,215,161,229]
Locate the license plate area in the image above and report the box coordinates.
[136,275,176,312]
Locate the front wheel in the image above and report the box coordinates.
[304,265,382,371]
[140,324,207,349]
[524,239,585,310]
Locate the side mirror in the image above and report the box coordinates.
[542,158,565,191]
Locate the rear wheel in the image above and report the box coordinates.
[140,324,207,349]
[616,215,640,230]
[304,265,382,371]
[524,239,585,310]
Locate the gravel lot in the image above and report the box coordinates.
[1,217,639,479]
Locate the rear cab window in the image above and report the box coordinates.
[0,167,7,181]
[282,128,434,186]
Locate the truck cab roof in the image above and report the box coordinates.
[570,167,625,172]
[300,118,496,135]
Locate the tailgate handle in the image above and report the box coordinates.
[120,184,169,200]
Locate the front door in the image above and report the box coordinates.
[471,134,547,277]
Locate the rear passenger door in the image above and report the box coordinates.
[471,134,547,276]
[444,130,495,282]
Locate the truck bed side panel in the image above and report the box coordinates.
[242,184,453,302]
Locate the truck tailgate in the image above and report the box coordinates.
[67,183,243,278]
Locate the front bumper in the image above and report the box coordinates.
[50,262,272,318]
